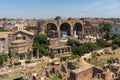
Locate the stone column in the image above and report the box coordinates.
[62,48,64,54]
[65,48,67,52]
[24,53,26,60]
[57,25,61,38]
[60,49,62,54]
[37,49,39,59]
[56,49,58,54]
[71,29,74,38]
[82,24,85,34]
[31,50,33,60]
[58,31,61,38]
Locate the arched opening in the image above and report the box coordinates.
[23,36,26,40]
[73,23,82,38]
[60,23,71,37]
[46,23,58,38]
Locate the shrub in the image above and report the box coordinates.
[92,52,97,58]
[107,59,112,64]
[53,75,61,80]
[14,62,21,66]
[96,39,111,48]
[101,52,103,55]
[84,58,87,61]
[88,58,91,61]
[96,53,101,56]
[70,54,79,59]
[49,53,55,59]
[51,61,55,65]
[25,60,31,64]
[60,56,70,61]
[47,61,55,66]
[112,45,118,50]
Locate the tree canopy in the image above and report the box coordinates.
[0,54,8,66]
[103,23,112,32]
[112,35,120,46]
[25,26,37,31]
[0,27,8,32]
[67,39,111,56]
[33,34,49,48]
[33,34,49,58]
[96,39,111,48]
[67,39,80,46]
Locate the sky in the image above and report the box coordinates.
[0,0,120,19]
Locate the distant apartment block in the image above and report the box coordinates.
[0,32,13,54]
[110,25,120,35]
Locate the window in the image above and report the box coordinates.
[23,36,26,40]
[116,28,118,31]
[15,37,17,40]
[1,38,4,41]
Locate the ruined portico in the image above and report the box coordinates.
[49,45,71,54]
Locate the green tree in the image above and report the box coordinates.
[103,23,112,32]
[55,16,61,20]
[107,59,112,64]
[103,23,112,40]
[0,27,8,32]
[39,46,49,56]
[96,39,111,48]
[84,43,98,52]
[0,54,8,67]
[49,53,56,59]
[72,45,89,56]
[33,34,49,58]
[67,39,80,46]
[78,45,89,56]
[25,26,37,31]
[112,36,120,46]
[34,34,49,48]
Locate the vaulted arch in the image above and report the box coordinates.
[46,23,57,31]
[60,23,71,37]
[73,23,83,38]
[46,23,58,38]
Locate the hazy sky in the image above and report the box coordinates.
[0,0,120,19]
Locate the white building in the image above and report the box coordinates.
[3,22,25,32]
[13,23,25,32]
[110,25,120,35]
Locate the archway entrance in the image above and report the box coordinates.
[60,23,71,37]
[73,23,82,38]
[46,23,58,38]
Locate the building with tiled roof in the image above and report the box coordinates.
[9,30,34,60]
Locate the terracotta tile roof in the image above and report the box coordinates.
[19,30,34,36]
[11,40,26,43]
[0,32,12,38]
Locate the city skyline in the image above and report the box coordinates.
[0,0,120,19]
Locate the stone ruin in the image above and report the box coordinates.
[30,57,120,80]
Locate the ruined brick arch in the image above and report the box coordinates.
[38,19,84,37]
[45,23,58,38]
[73,22,83,35]
[46,23,58,31]
[60,22,71,37]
